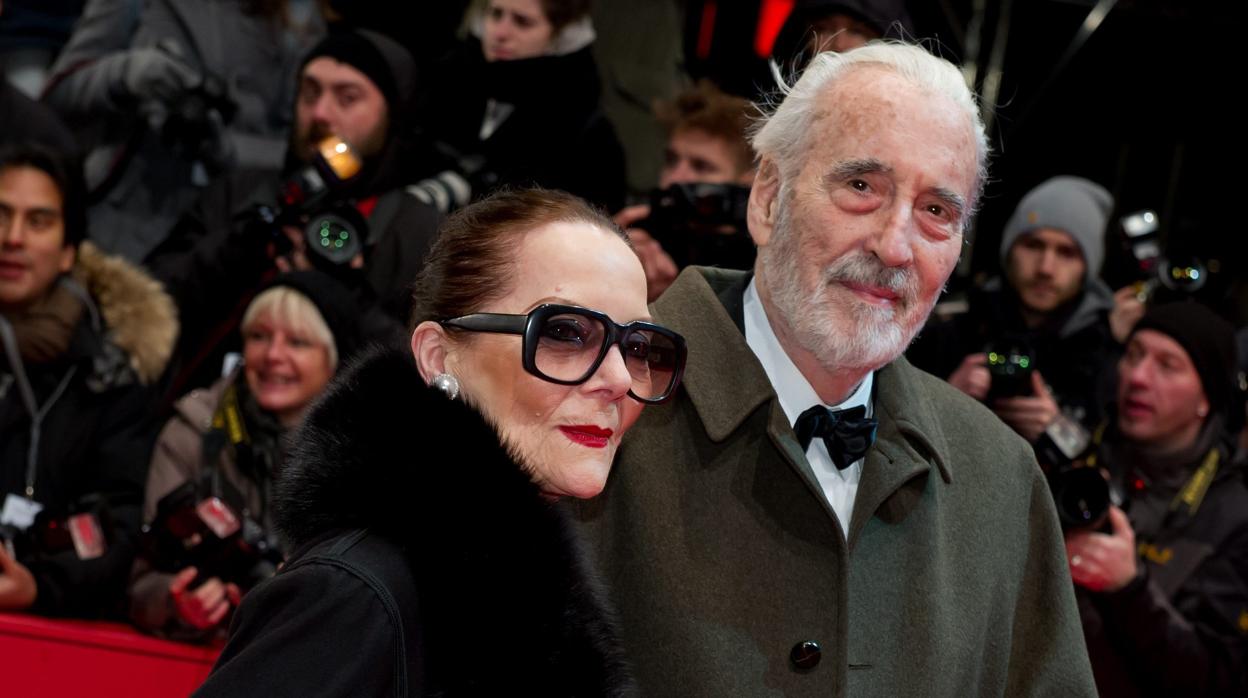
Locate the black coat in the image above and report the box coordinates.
[420,40,626,212]
[0,245,176,618]
[1078,441,1248,697]
[195,345,633,697]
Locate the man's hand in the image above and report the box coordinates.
[614,204,678,302]
[992,371,1060,443]
[0,543,37,610]
[123,46,201,106]
[1110,285,1147,344]
[1066,506,1139,592]
[947,353,991,400]
[169,567,242,630]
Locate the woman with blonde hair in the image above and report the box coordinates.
[129,270,362,640]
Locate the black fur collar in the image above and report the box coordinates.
[275,342,542,545]
[275,343,633,695]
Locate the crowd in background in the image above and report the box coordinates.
[0,1,1244,696]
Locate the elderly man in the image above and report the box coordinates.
[574,43,1096,695]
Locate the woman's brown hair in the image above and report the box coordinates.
[409,188,627,330]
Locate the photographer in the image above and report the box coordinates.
[0,143,175,618]
[42,0,328,263]
[614,82,755,301]
[129,272,361,640]
[909,175,1119,446]
[1065,302,1248,697]
[147,28,436,395]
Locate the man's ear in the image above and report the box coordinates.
[410,321,452,384]
[747,158,781,248]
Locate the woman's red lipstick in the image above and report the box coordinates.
[559,425,613,448]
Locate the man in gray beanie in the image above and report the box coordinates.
[909,175,1119,453]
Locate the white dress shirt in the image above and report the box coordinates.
[743,279,874,535]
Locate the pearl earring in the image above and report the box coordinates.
[431,373,459,400]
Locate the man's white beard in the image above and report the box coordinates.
[759,201,936,374]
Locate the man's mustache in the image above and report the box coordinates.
[821,253,917,305]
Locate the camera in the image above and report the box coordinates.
[985,342,1035,400]
[1120,209,1209,304]
[160,73,237,171]
[251,135,369,271]
[642,183,755,271]
[1035,415,1112,532]
[143,473,281,591]
[1049,465,1111,531]
[0,495,115,562]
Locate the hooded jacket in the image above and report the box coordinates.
[195,345,633,696]
[0,242,177,617]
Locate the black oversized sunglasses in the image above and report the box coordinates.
[440,303,687,404]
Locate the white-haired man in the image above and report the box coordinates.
[573,43,1096,695]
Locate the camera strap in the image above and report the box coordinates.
[212,380,250,447]
[1170,448,1219,518]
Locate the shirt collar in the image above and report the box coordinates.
[742,278,873,426]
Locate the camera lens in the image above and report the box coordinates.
[1050,467,1110,530]
[304,213,361,265]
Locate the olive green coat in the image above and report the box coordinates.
[573,268,1095,697]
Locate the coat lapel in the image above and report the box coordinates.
[652,268,835,522]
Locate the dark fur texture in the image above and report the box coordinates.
[276,344,633,695]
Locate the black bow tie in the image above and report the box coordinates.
[793,405,878,470]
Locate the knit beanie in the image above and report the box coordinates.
[300,28,417,118]
[999,176,1113,283]
[1129,302,1239,425]
[259,270,365,364]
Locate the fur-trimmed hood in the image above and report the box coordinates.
[276,343,634,695]
[72,241,178,384]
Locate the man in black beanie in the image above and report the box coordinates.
[147,27,431,397]
[1064,301,1248,697]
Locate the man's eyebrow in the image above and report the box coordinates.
[824,158,890,183]
[930,187,966,220]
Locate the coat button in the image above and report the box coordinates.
[790,640,821,670]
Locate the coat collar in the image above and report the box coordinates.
[654,267,955,542]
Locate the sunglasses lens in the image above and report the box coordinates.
[620,328,681,401]
[533,312,607,382]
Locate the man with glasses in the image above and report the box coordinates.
[573,43,1096,695]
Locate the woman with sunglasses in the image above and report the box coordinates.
[194,189,686,697]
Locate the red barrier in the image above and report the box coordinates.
[0,612,220,697]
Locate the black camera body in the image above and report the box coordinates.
[985,342,1035,400]
[160,74,237,170]
[643,183,755,271]
[250,136,368,272]
[143,474,281,591]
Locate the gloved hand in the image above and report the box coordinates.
[122,46,201,106]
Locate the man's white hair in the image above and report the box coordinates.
[751,41,990,226]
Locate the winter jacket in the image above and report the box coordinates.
[0,242,177,618]
[195,345,634,696]
[1078,437,1248,697]
[418,34,627,212]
